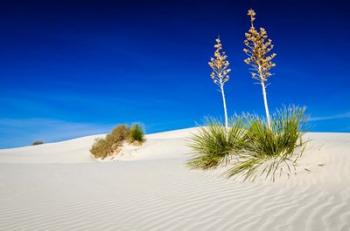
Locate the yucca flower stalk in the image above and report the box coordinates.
[243,9,277,129]
[209,37,231,129]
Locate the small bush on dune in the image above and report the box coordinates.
[188,119,246,169]
[90,124,144,159]
[90,138,111,159]
[128,124,145,144]
[108,125,130,145]
[32,140,44,145]
[228,106,306,181]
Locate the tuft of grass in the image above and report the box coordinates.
[188,118,246,169]
[128,124,145,144]
[32,140,44,145]
[227,106,307,181]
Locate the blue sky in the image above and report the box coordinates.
[1,0,349,148]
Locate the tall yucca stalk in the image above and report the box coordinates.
[209,37,231,129]
[243,9,276,129]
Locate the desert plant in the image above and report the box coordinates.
[32,140,44,145]
[109,125,130,143]
[128,124,145,143]
[90,124,143,159]
[227,106,306,181]
[209,37,231,129]
[188,118,246,169]
[90,138,111,159]
[243,9,277,129]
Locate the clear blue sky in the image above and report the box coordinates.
[1,0,349,148]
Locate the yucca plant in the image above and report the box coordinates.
[209,37,231,129]
[243,9,277,129]
[188,118,246,169]
[227,106,307,181]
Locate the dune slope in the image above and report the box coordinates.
[0,128,350,231]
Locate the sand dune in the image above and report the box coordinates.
[0,128,350,230]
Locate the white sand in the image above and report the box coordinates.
[0,128,350,230]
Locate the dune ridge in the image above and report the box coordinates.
[0,128,349,230]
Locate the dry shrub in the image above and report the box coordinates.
[90,124,145,159]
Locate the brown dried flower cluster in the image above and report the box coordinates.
[243,9,276,82]
[247,9,256,26]
[209,38,231,86]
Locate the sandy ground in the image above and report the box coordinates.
[0,128,350,231]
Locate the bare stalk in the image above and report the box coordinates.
[220,83,229,129]
[260,80,271,129]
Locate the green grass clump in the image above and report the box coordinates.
[128,124,145,144]
[228,106,306,181]
[188,106,307,181]
[90,124,145,159]
[187,119,246,169]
